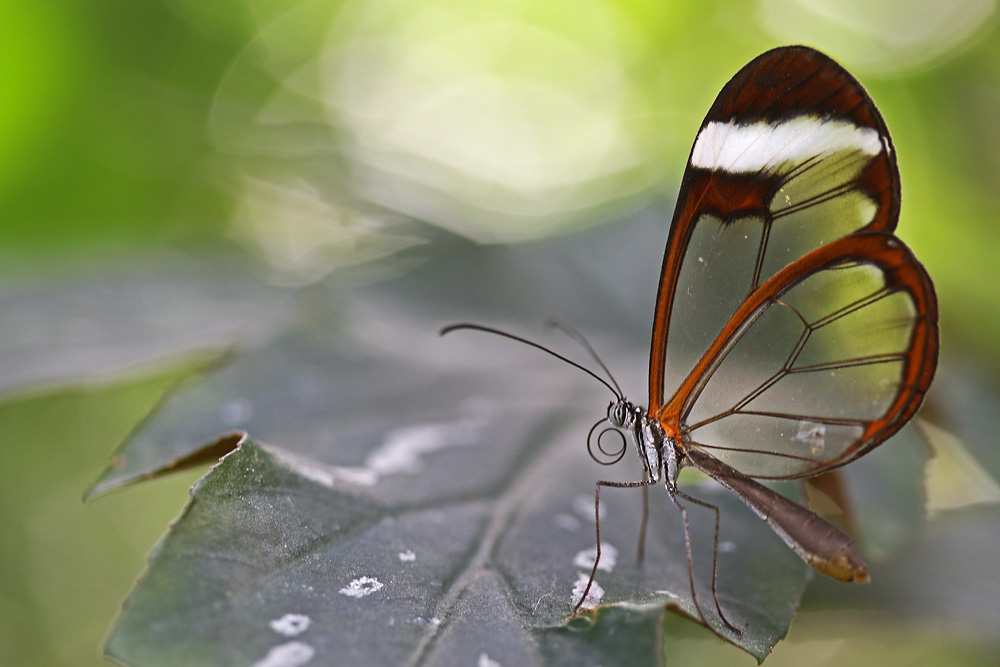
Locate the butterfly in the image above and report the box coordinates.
[443,45,938,635]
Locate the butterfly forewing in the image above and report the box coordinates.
[676,233,937,478]
[646,45,937,479]
[650,47,901,415]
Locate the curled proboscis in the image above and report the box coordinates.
[587,418,627,466]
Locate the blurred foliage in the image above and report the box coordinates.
[3,0,999,361]
[2,0,1000,665]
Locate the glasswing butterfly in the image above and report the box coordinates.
[443,45,939,635]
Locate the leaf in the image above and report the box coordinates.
[838,422,929,561]
[85,217,665,500]
[90,216,934,663]
[107,434,811,666]
[928,364,1000,482]
[0,252,291,398]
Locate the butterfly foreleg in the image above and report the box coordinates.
[638,478,649,562]
[573,476,658,613]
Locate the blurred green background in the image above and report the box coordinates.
[2,0,1000,664]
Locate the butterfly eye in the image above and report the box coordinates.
[608,401,632,429]
[606,402,620,426]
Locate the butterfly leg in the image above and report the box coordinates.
[637,480,649,562]
[574,476,658,613]
[673,488,742,635]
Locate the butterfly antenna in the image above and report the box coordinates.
[544,318,624,399]
[440,323,622,400]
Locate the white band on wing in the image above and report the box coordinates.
[690,117,882,174]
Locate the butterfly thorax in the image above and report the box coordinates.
[607,399,680,490]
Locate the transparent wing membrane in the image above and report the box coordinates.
[763,147,883,281]
[661,215,764,397]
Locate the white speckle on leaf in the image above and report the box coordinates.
[292,465,334,488]
[478,653,502,667]
[553,513,580,531]
[719,541,737,553]
[370,418,483,474]
[398,549,416,562]
[655,589,680,600]
[330,414,486,486]
[219,398,254,426]
[573,543,617,572]
[268,450,339,488]
[328,466,378,486]
[252,641,315,667]
[339,576,383,598]
[571,495,604,521]
[270,613,311,637]
[795,421,827,454]
[414,616,441,629]
[572,572,604,609]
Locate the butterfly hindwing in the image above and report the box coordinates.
[674,232,937,478]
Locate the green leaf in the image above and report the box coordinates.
[108,435,811,665]
[840,423,929,561]
[0,252,290,397]
[929,365,1000,483]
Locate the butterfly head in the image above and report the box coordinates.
[588,397,661,478]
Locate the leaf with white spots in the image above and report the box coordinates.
[92,214,932,665]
